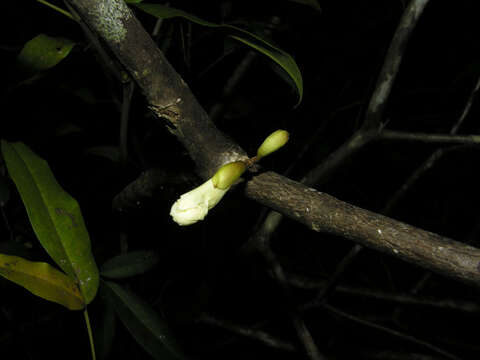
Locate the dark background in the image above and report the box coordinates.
[1,1,480,359]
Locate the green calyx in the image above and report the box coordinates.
[212,161,247,190]
[211,130,289,190]
[256,129,289,159]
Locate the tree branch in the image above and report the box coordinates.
[245,171,480,287]
[66,0,480,288]
[379,130,480,145]
[198,313,297,353]
[363,0,431,129]
[66,0,248,180]
[281,272,480,313]
[321,304,460,360]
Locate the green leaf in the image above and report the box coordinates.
[0,253,84,310]
[101,280,186,360]
[100,251,159,279]
[133,3,303,105]
[17,34,75,73]
[1,141,99,304]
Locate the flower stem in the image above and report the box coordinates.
[36,0,74,20]
[84,308,96,360]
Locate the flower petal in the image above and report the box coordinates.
[170,179,228,226]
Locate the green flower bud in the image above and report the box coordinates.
[212,161,246,190]
[256,129,289,159]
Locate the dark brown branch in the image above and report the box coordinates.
[304,0,431,187]
[383,71,480,215]
[321,304,461,360]
[379,130,480,145]
[208,49,258,122]
[363,0,431,129]
[198,314,297,353]
[209,16,281,122]
[112,169,166,211]
[245,171,480,287]
[66,0,248,180]
[301,129,377,187]
[244,1,435,317]
[280,273,480,313]
[66,0,480,289]
[120,81,135,166]
[386,70,480,320]
[259,236,327,360]
[357,351,444,360]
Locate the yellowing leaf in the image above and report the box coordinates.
[1,141,99,304]
[0,254,84,310]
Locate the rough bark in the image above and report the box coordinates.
[66,0,480,287]
[246,171,480,286]
[66,0,247,179]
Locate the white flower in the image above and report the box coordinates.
[170,161,247,226]
[170,130,289,226]
[170,179,228,226]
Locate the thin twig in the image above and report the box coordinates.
[301,128,377,187]
[379,130,480,145]
[384,70,480,215]
[198,313,297,352]
[209,17,281,122]
[120,81,135,167]
[208,50,257,122]
[383,149,442,215]
[315,244,363,302]
[245,171,480,287]
[386,73,480,322]
[364,0,431,129]
[38,0,74,19]
[283,275,480,314]
[305,0,431,186]
[258,236,328,360]
[359,350,449,360]
[321,303,461,360]
[244,2,459,348]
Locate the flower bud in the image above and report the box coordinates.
[256,129,289,159]
[170,161,247,226]
[170,179,228,226]
[211,161,246,190]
